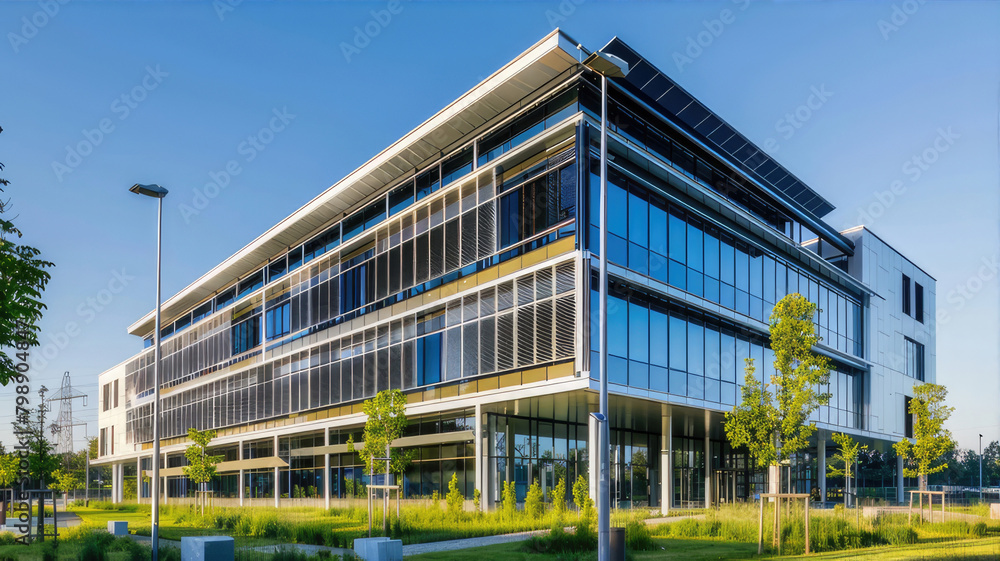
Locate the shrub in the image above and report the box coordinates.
[572,475,592,514]
[522,522,596,554]
[472,488,481,512]
[552,476,567,515]
[525,480,544,519]
[972,521,988,537]
[445,473,464,517]
[501,481,517,519]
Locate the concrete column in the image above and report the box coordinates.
[324,429,331,510]
[238,440,245,507]
[660,413,672,515]
[137,457,142,504]
[274,434,280,508]
[704,410,711,509]
[474,403,483,511]
[818,437,826,503]
[111,464,119,504]
[897,455,905,505]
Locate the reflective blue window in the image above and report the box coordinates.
[608,180,627,239]
[704,327,720,380]
[628,301,648,362]
[704,228,719,279]
[669,369,686,395]
[267,256,288,283]
[441,147,473,188]
[288,246,303,273]
[629,243,648,276]
[669,260,686,290]
[415,166,441,201]
[418,333,442,385]
[735,247,749,292]
[749,251,763,296]
[687,321,704,375]
[686,221,702,272]
[649,201,667,256]
[238,270,263,300]
[668,314,686,371]
[608,355,628,386]
[650,365,669,393]
[668,210,685,262]
[720,236,734,286]
[628,190,647,246]
[608,294,628,358]
[649,307,669,367]
[215,286,236,311]
[389,180,415,217]
[688,375,704,399]
[629,361,649,389]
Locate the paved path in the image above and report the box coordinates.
[644,514,707,525]
[401,529,550,556]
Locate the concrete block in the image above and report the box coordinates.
[107,521,128,536]
[991,503,1000,520]
[354,537,401,561]
[181,536,235,561]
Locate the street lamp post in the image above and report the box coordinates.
[129,183,168,561]
[581,49,630,561]
[979,434,983,503]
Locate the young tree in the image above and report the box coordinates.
[182,428,223,515]
[525,479,544,518]
[552,475,568,515]
[827,432,866,507]
[0,128,55,386]
[445,473,464,516]
[49,468,80,504]
[894,383,955,490]
[348,389,413,479]
[724,293,831,493]
[501,480,517,520]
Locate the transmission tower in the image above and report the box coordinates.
[48,371,88,455]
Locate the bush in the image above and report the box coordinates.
[525,480,544,519]
[445,473,463,517]
[522,522,596,554]
[552,477,567,515]
[625,517,655,551]
[501,481,517,519]
[972,521,988,537]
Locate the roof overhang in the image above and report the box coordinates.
[128,29,582,337]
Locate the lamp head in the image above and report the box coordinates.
[130,184,169,198]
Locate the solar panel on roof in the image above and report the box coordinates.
[599,37,837,219]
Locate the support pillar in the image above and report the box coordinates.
[818,436,826,503]
[324,429,331,510]
[137,457,142,504]
[660,413,672,515]
[474,403,483,511]
[238,440,245,507]
[111,464,119,504]
[897,455,905,505]
[274,434,280,508]
[704,410,711,509]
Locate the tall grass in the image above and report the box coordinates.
[649,503,998,556]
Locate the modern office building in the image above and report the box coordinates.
[94,30,935,511]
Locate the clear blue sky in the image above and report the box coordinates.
[1,1,997,452]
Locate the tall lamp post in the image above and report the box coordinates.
[581,49,630,561]
[130,183,168,561]
[979,434,983,503]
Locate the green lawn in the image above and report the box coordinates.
[408,536,1000,561]
[407,538,760,560]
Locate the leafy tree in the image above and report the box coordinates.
[827,432,866,506]
[572,475,592,515]
[894,383,955,490]
[50,468,79,502]
[724,293,831,492]
[525,479,544,518]
[12,407,58,487]
[348,389,413,479]
[0,453,19,489]
[0,128,55,386]
[182,428,223,515]
[472,488,481,512]
[445,473,463,516]
[552,476,567,514]
[501,480,517,519]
